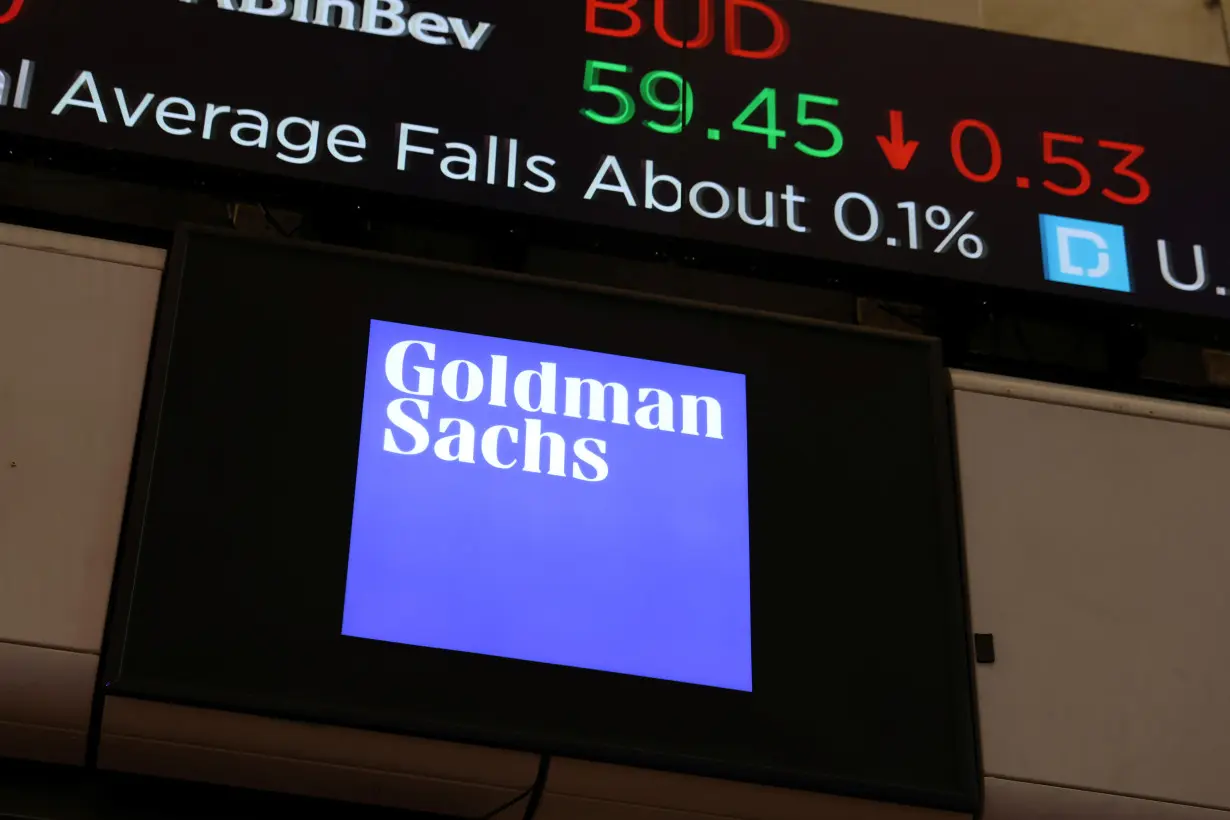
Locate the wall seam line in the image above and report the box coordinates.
[0,638,99,657]
[100,733,536,792]
[987,775,1230,814]
[950,370,1230,431]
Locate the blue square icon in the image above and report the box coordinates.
[1040,215,1132,293]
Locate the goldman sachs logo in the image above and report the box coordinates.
[178,0,495,50]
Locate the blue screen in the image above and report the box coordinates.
[342,320,753,691]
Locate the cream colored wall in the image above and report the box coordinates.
[814,0,1230,65]
[953,371,1230,814]
[0,225,164,764]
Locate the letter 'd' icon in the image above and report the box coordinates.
[1056,227,1110,278]
[1040,215,1132,293]
[0,0,24,24]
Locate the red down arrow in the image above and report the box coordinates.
[877,110,919,171]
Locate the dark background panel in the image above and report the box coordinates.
[105,230,977,812]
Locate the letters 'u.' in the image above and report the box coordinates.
[0,0,25,25]
[1057,227,1111,278]
[1157,240,1208,292]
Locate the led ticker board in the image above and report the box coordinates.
[0,0,1227,317]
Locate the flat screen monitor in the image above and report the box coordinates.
[106,229,979,813]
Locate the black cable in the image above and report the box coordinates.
[258,203,298,237]
[520,754,551,820]
[477,789,530,820]
[477,754,551,820]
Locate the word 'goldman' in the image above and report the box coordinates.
[380,339,727,483]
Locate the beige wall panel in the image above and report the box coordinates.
[0,641,97,764]
[0,720,86,767]
[984,777,1230,820]
[0,229,163,652]
[981,0,1230,64]
[100,697,546,817]
[954,374,1230,810]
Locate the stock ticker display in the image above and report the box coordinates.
[0,0,1227,316]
